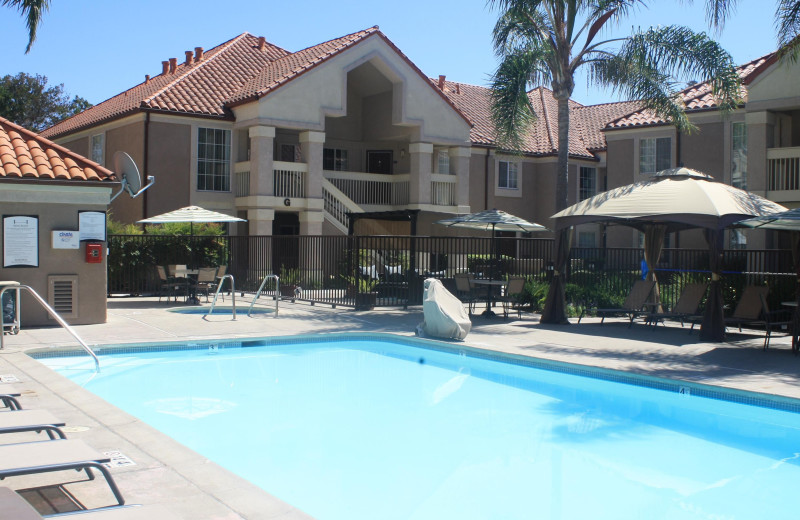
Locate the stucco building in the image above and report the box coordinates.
[41,27,800,251]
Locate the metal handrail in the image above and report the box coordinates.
[207,274,236,319]
[0,284,100,373]
[249,275,279,317]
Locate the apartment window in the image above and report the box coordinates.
[90,134,104,165]
[579,166,597,201]
[639,137,671,174]
[323,148,349,171]
[436,150,450,174]
[731,122,747,190]
[498,160,518,189]
[729,229,747,250]
[197,128,231,192]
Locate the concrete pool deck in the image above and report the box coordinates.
[1,297,799,518]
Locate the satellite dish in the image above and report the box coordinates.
[110,151,155,202]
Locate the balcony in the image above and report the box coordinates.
[767,147,800,202]
[323,171,458,209]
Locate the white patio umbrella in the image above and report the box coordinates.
[547,168,786,340]
[137,205,245,235]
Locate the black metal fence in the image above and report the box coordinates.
[108,234,795,311]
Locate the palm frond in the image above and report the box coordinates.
[776,0,800,62]
[591,55,694,133]
[2,0,50,53]
[492,2,554,57]
[490,47,551,151]
[617,26,741,114]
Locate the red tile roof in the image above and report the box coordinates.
[438,79,640,158]
[44,27,471,139]
[42,33,289,139]
[1,116,115,182]
[606,53,775,130]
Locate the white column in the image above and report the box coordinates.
[247,208,274,236]
[450,146,471,212]
[409,142,433,206]
[300,131,325,199]
[249,126,275,196]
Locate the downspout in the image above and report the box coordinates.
[484,148,490,210]
[143,111,150,225]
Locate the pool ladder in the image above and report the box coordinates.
[249,274,279,317]
[207,274,236,319]
[0,284,100,373]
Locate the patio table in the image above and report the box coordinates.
[472,279,507,318]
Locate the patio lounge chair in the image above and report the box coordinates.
[725,286,792,350]
[1,384,22,410]
[0,486,181,519]
[0,439,125,507]
[499,276,526,319]
[647,282,708,330]
[586,279,655,327]
[0,409,66,440]
[190,267,218,303]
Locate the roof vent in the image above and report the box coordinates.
[185,51,193,65]
[195,47,204,62]
[169,58,177,74]
[438,75,446,90]
[456,83,460,94]
[257,36,266,51]
[161,61,169,75]
[145,74,150,84]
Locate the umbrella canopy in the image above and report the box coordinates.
[546,167,786,340]
[138,206,246,226]
[734,207,800,231]
[552,168,786,231]
[435,209,549,234]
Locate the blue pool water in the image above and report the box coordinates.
[35,335,800,520]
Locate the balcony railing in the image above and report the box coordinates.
[274,161,307,198]
[234,161,250,197]
[767,147,800,191]
[431,173,457,206]
[324,171,410,207]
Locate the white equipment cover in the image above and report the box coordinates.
[420,278,471,340]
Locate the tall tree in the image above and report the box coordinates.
[701,0,800,60]
[0,73,91,132]
[2,0,51,53]
[489,0,742,325]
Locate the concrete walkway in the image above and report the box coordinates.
[0,297,798,518]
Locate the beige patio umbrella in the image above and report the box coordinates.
[138,205,245,235]
[546,168,787,340]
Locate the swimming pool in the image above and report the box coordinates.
[33,334,800,520]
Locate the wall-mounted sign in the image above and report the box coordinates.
[3,215,38,267]
[78,211,106,241]
[52,230,80,249]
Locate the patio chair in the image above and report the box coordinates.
[454,273,478,315]
[647,282,708,330]
[0,439,125,507]
[155,266,187,303]
[0,486,181,519]
[190,267,218,303]
[209,266,228,301]
[499,276,526,319]
[0,409,66,440]
[0,384,22,410]
[589,279,655,327]
[725,286,792,350]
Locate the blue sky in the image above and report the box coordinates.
[0,1,782,108]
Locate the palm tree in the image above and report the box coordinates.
[490,0,742,212]
[3,0,51,53]
[702,0,799,60]
[488,0,742,324]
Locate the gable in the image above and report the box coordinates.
[231,33,472,145]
